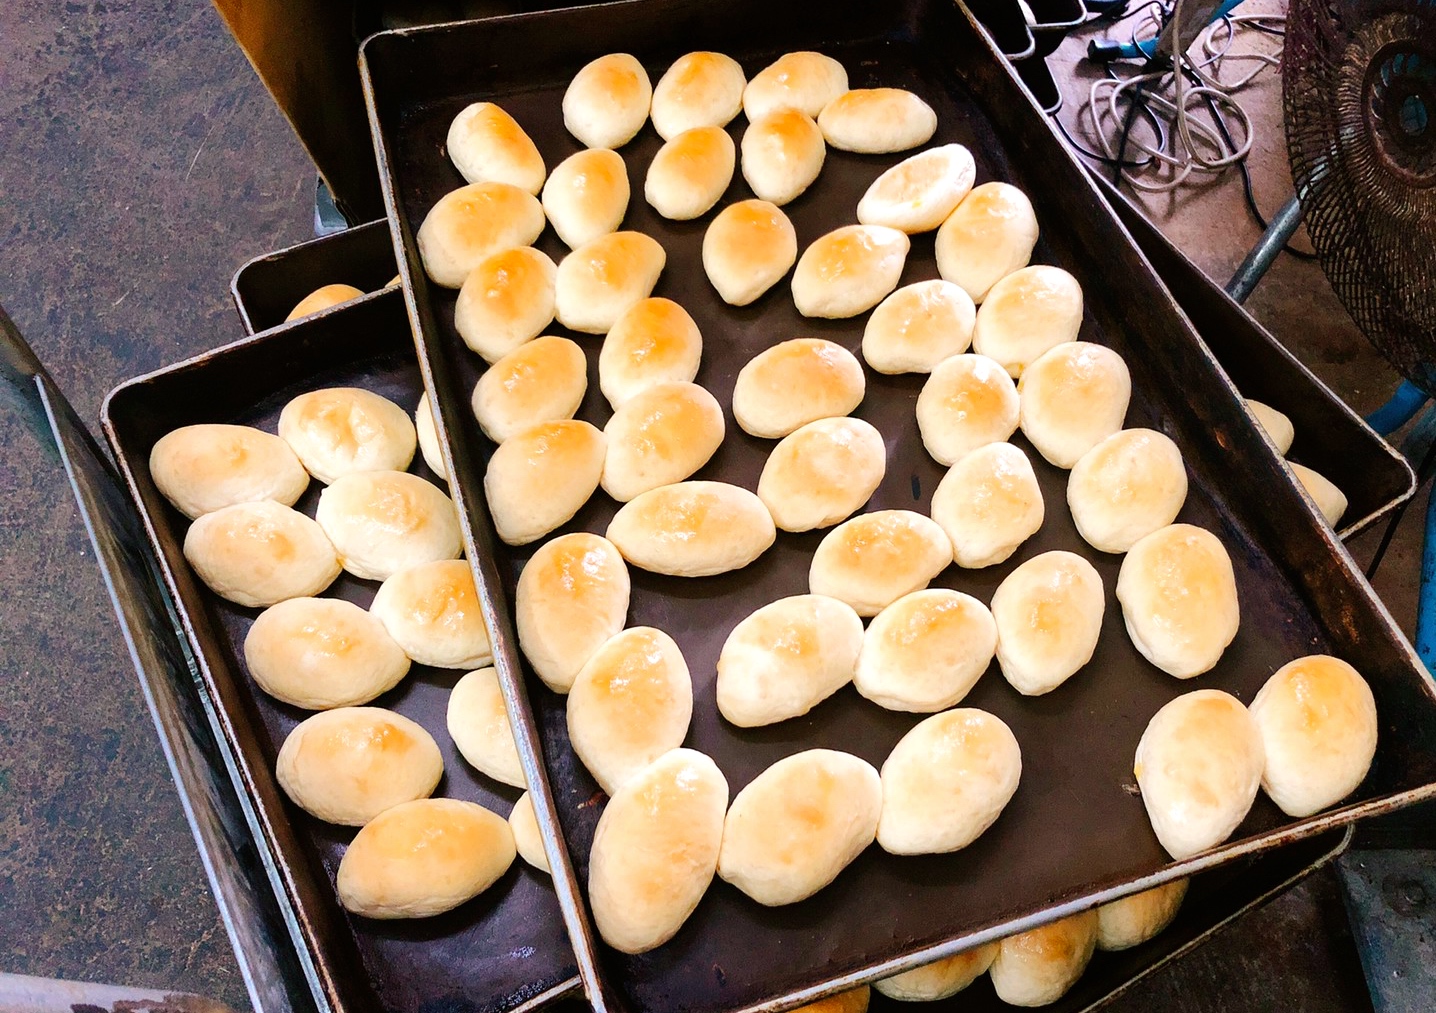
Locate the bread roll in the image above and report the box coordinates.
[989,910,1098,1006]
[817,88,937,153]
[743,51,849,120]
[809,510,953,617]
[516,532,630,693]
[651,51,745,140]
[563,53,653,149]
[990,551,1104,696]
[877,708,1021,854]
[509,792,549,873]
[470,335,588,443]
[789,988,870,1013]
[935,182,1039,303]
[416,182,545,289]
[972,266,1084,378]
[1247,398,1294,454]
[337,798,515,919]
[702,198,798,306]
[1289,462,1347,527]
[648,124,736,221]
[276,707,442,826]
[1135,689,1264,859]
[716,594,864,727]
[245,597,410,709]
[792,225,910,319]
[862,280,976,375]
[414,396,446,479]
[184,501,340,607]
[930,442,1044,568]
[740,108,825,206]
[385,274,401,289]
[316,471,462,581]
[857,144,976,234]
[447,667,524,787]
[607,480,776,576]
[717,749,881,906]
[1117,524,1239,679]
[542,147,631,249]
[371,559,492,670]
[855,589,996,712]
[758,416,885,532]
[588,748,727,953]
[1068,429,1187,554]
[278,387,417,485]
[732,337,865,438]
[447,101,546,194]
[1249,655,1377,817]
[1019,342,1131,468]
[483,419,605,546]
[286,284,363,322]
[915,353,1020,465]
[151,423,308,520]
[453,246,557,363]
[1096,879,1187,951]
[599,297,703,407]
[602,381,725,502]
[874,944,998,1001]
[554,230,666,333]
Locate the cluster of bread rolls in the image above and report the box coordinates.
[1245,398,1348,527]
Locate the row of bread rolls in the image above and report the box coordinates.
[1246,398,1348,527]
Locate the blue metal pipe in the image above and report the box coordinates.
[1415,482,1436,673]
[1366,380,1429,436]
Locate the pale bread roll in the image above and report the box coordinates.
[542,148,631,249]
[645,125,735,220]
[1289,462,1348,527]
[516,533,630,693]
[854,589,996,712]
[554,230,666,333]
[453,246,557,363]
[1096,879,1188,951]
[990,551,1104,696]
[857,144,977,234]
[563,53,653,149]
[286,284,364,322]
[873,944,998,1001]
[151,423,309,520]
[601,381,725,502]
[316,471,462,581]
[915,353,1020,465]
[809,510,953,617]
[245,597,410,709]
[278,387,417,485]
[1247,398,1294,454]
[1067,429,1188,554]
[606,480,776,577]
[790,988,870,1013]
[716,594,864,727]
[817,88,937,153]
[930,442,1044,568]
[935,182,1040,303]
[989,910,1099,1006]
[371,559,492,670]
[337,798,515,919]
[184,501,340,607]
[732,337,865,438]
[446,102,546,194]
[509,792,549,873]
[877,708,1021,854]
[483,419,605,546]
[447,667,524,788]
[1249,655,1377,817]
[470,335,588,443]
[757,416,886,532]
[276,707,442,826]
[792,225,910,319]
[740,108,826,206]
[599,297,703,407]
[1134,689,1264,859]
[416,182,545,289]
[973,265,1085,378]
[702,198,797,306]
[862,280,976,374]
[414,396,446,479]
[742,51,849,120]
[1117,524,1239,679]
[1019,342,1131,468]
[717,749,881,906]
[650,51,746,140]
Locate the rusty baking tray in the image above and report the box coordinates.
[359,1,1436,1012]
[101,288,581,1013]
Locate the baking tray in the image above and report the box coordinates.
[101,288,581,1013]
[359,2,1436,1012]
[231,220,397,334]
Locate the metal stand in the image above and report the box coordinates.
[1225,193,1305,303]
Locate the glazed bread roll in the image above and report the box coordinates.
[818,88,937,153]
[857,144,976,234]
[1135,689,1265,859]
[554,230,666,334]
[702,199,797,306]
[790,988,869,1013]
[509,792,549,872]
[447,101,546,194]
[516,532,630,693]
[483,419,605,546]
[990,551,1104,696]
[276,707,442,826]
[809,510,953,616]
[278,387,417,484]
[743,51,848,120]
[416,182,545,289]
[151,423,308,520]
[1289,462,1348,527]
[286,283,363,322]
[650,51,746,139]
[447,666,524,788]
[414,396,446,479]
[875,945,997,1002]
[989,910,1099,1006]
[316,470,462,581]
[717,749,881,906]
[1249,655,1377,817]
[470,335,588,443]
[792,224,910,319]
[741,108,826,206]
[973,265,1084,378]
[1068,429,1188,554]
[935,182,1040,303]
[371,559,492,670]
[732,337,865,438]
[606,480,776,577]
[646,126,736,220]
[1247,398,1294,454]
[184,501,340,607]
[588,748,727,953]
[877,708,1021,854]
[716,594,864,727]
[930,442,1045,568]
[453,246,557,363]
[599,297,703,407]
[336,798,515,919]
[757,416,886,532]
[601,381,725,502]
[1019,342,1132,468]
[563,53,652,149]
[245,597,410,709]
[542,147,631,249]
[1117,524,1239,679]
[915,353,1020,465]
[855,589,996,712]
[1096,879,1188,951]
[862,280,976,374]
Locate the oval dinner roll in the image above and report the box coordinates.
[470,335,588,444]
[337,798,515,919]
[564,53,652,149]
[716,594,864,727]
[151,423,309,520]
[936,182,1040,303]
[516,532,630,693]
[542,147,631,249]
[415,396,446,479]
[1247,398,1294,454]
[973,265,1085,378]
[278,387,417,485]
[702,198,797,306]
[855,589,996,713]
[599,297,703,407]
[286,283,363,322]
[447,101,545,194]
[276,707,442,826]
[818,88,937,153]
[717,749,881,906]
[1249,655,1378,817]
[589,748,727,953]
[316,471,462,581]
[245,597,410,709]
[509,792,549,873]
[809,510,953,617]
[607,480,776,577]
[930,442,1044,569]
[184,501,340,607]
[416,182,545,289]
[1096,879,1188,951]
[989,910,1099,1007]
[874,944,998,1002]
[1135,689,1264,859]
[791,988,870,1013]
[862,280,976,374]
[484,419,605,546]
[370,559,492,670]
[732,337,865,438]
[1289,462,1348,527]
[1019,342,1131,468]
[602,381,725,502]
[878,708,1021,854]
[453,246,557,363]
[447,667,524,788]
[743,51,848,120]
[1068,429,1188,554]
[857,144,976,234]
[916,353,1020,465]
[758,416,886,532]
[651,51,745,140]
[792,224,910,319]
[990,551,1104,697]
[1117,524,1239,679]
[554,230,666,334]
[645,125,736,221]
[741,108,826,206]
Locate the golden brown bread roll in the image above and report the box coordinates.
[1247,398,1294,454]
[990,551,1104,696]
[873,944,997,1001]
[563,53,653,150]
[989,910,1099,1006]
[554,230,666,333]
[516,532,630,694]
[1019,342,1131,468]
[447,666,524,788]
[854,589,996,712]
[808,509,953,616]
[972,265,1084,378]
[1117,524,1239,679]
[416,182,545,289]
[316,470,462,581]
[789,988,870,1013]
[791,224,910,319]
[184,500,341,607]
[150,423,309,520]
[935,182,1040,303]
[542,148,631,250]
[601,381,725,502]
[483,419,605,546]
[732,337,865,438]
[646,125,736,220]
[930,442,1044,568]
[370,558,492,670]
[742,51,849,120]
[915,353,1020,466]
[857,144,976,234]
[606,480,776,577]
[599,297,703,407]
[740,108,826,206]
[1096,879,1187,951]
[862,280,976,374]
[817,88,937,153]
[446,101,546,194]
[469,335,588,443]
[414,395,446,479]
[245,597,410,709]
[702,198,798,306]
[1289,462,1347,527]
[757,416,886,532]
[278,387,417,485]
[509,792,549,873]
[651,51,746,140]
[453,246,557,363]
[1067,429,1188,554]
[286,283,364,322]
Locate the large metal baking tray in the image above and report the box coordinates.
[359,2,1436,1012]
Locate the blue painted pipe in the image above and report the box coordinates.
[1416,484,1436,672]
[1089,0,1248,61]
[1366,380,1429,436]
